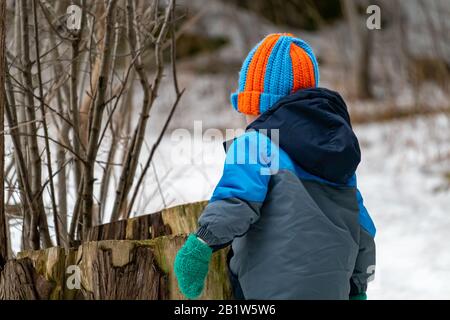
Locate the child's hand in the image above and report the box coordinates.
[349,293,367,300]
[174,234,213,299]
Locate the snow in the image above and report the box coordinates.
[355,114,450,299]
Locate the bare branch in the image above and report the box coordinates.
[0,0,7,265]
[127,88,184,217]
[20,0,52,249]
[81,0,118,237]
[70,0,87,193]
[110,0,175,222]
[32,0,66,248]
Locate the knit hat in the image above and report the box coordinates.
[231,33,319,115]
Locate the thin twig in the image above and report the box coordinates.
[126,88,184,217]
[32,0,67,247]
[110,0,175,221]
[9,132,86,164]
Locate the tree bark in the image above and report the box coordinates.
[19,0,53,250]
[342,0,373,99]
[32,0,65,248]
[0,0,7,267]
[70,0,86,192]
[0,201,232,300]
[81,0,117,237]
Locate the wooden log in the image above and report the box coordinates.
[0,258,55,299]
[86,201,207,241]
[1,202,232,300]
[14,236,231,300]
[77,240,166,299]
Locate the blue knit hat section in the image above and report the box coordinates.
[231,34,319,114]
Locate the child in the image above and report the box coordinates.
[174,33,376,300]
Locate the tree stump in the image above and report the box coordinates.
[0,202,232,300]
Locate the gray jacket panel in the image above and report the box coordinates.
[196,170,375,299]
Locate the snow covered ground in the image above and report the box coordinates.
[147,113,450,300]
[355,115,450,300]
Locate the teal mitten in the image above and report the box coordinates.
[174,234,213,299]
[350,293,367,300]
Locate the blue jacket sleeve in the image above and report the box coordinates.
[356,189,376,237]
[351,186,376,296]
[196,132,273,248]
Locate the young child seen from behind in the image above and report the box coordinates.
[174,33,376,300]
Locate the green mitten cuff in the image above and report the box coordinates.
[350,293,367,300]
[174,234,213,299]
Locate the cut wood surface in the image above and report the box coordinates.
[0,201,232,300]
[86,201,208,241]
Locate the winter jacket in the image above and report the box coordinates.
[195,87,376,300]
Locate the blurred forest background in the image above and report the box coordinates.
[0,0,449,299]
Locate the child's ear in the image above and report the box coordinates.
[245,114,259,125]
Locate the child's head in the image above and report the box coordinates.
[232,33,319,119]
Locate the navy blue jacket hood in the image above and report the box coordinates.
[247,87,361,184]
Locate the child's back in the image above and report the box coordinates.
[175,34,376,300]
